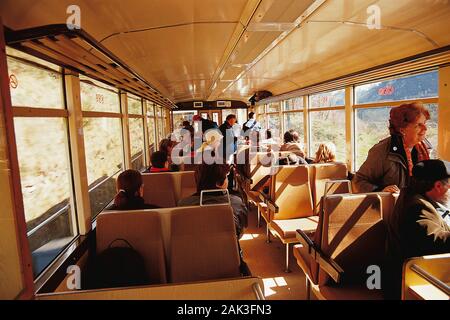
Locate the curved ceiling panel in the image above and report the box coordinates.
[1,0,450,104]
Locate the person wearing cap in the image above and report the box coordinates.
[383,159,450,299]
[353,103,433,194]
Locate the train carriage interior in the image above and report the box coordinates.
[0,0,449,302]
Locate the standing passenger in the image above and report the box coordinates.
[353,103,432,193]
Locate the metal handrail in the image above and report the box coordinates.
[27,204,70,237]
[410,264,450,296]
[252,282,266,300]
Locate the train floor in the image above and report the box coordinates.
[240,204,314,300]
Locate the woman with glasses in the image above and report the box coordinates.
[353,102,433,194]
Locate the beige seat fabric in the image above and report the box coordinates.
[315,193,385,299]
[168,205,241,283]
[142,171,197,207]
[310,163,348,214]
[271,216,319,240]
[142,173,177,207]
[96,210,167,284]
[272,165,314,220]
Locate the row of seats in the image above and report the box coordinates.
[96,204,242,285]
[235,153,350,272]
[141,171,196,207]
[294,192,397,300]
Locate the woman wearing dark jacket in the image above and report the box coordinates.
[107,170,159,210]
[353,102,432,194]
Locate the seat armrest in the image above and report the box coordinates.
[296,229,315,251]
[317,255,344,284]
[296,229,344,283]
[266,198,279,214]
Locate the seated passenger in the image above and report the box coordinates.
[177,163,248,240]
[107,170,159,210]
[145,151,171,173]
[353,103,432,194]
[384,159,450,299]
[280,130,307,165]
[159,139,179,171]
[314,142,337,163]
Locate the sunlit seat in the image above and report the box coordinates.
[96,210,167,284]
[295,193,389,300]
[263,165,314,271]
[402,253,450,300]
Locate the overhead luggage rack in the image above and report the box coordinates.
[5,24,176,109]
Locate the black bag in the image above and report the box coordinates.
[86,239,149,289]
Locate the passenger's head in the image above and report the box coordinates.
[159,139,175,156]
[389,103,430,147]
[196,163,231,192]
[225,114,237,126]
[411,160,450,204]
[314,142,337,163]
[151,151,168,169]
[248,112,255,119]
[193,115,202,122]
[182,120,190,127]
[265,129,272,140]
[292,131,300,143]
[114,170,144,207]
[283,130,295,143]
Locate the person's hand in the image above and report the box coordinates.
[382,185,400,193]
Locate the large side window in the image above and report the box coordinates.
[309,89,346,161]
[146,100,156,153]
[79,76,124,218]
[283,97,304,143]
[127,94,146,171]
[7,47,78,277]
[354,71,439,170]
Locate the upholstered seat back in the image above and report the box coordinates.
[96,210,167,284]
[273,165,314,220]
[317,194,385,286]
[311,163,348,214]
[168,205,241,283]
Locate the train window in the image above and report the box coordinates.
[156,106,164,141]
[80,76,120,113]
[283,112,304,142]
[129,117,146,171]
[7,51,77,277]
[284,97,303,111]
[267,102,280,113]
[267,114,281,139]
[310,110,346,162]
[355,71,438,105]
[355,104,438,170]
[14,118,77,277]
[127,94,143,115]
[7,51,64,109]
[83,118,123,216]
[81,74,124,219]
[309,89,345,109]
[146,101,156,152]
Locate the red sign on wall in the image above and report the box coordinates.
[378,85,395,96]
